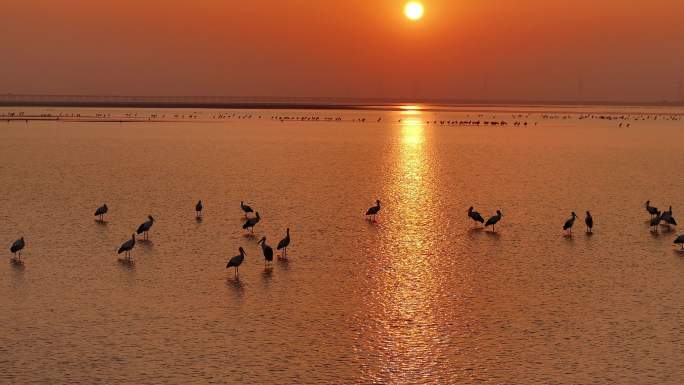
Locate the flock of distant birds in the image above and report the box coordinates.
[9,198,683,279]
[2,110,682,128]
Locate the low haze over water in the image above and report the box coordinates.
[1,105,684,383]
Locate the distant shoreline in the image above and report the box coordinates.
[1,95,683,111]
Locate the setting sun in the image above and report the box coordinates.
[404,1,424,21]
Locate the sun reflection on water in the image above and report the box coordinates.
[400,119,425,146]
[358,109,449,382]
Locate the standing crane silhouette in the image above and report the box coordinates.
[117,234,136,260]
[365,200,381,221]
[645,201,659,219]
[650,211,662,232]
[674,234,684,250]
[485,210,503,232]
[661,206,677,227]
[277,228,290,259]
[585,211,594,233]
[136,215,155,240]
[563,212,577,234]
[94,204,108,221]
[258,237,274,268]
[10,237,25,261]
[195,200,203,218]
[241,201,254,218]
[226,247,246,278]
[243,212,260,233]
[467,206,485,227]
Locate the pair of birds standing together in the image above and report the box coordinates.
[467,207,504,231]
[226,228,291,277]
[198,200,262,234]
[240,201,261,232]
[113,211,155,260]
[645,201,677,232]
[95,203,154,239]
[563,211,593,234]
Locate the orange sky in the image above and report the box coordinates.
[2,0,683,102]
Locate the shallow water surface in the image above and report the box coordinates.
[1,106,684,384]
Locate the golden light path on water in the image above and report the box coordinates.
[360,108,452,382]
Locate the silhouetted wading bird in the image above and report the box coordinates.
[585,211,593,233]
[645,201,658,219]
[136,215,155,240]
[485,210,503,232]
[243,212,260,232]
[563,212,577,234]
[226,247,246,278]
[467,206,485,227]
[258,237,274,268]
[650,211,662,232]
[365,200,381,221]
[277,228,290,259]
[117,234,136,260]
[674,235,684,250]
[241,201,254,218]
[661,206,677,227]
[10,237,25,260]
[94,204,108,221]
[195,200,203,217]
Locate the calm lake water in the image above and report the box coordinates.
[1,105,684,384]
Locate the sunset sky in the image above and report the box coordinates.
[2,0,683,102]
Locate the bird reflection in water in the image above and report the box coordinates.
[226,277,246,298]
[11,259,25,269]
[261,268,274,279]
[117,258,135,269]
